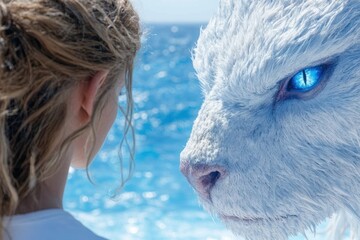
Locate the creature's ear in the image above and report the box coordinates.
[79,70,109,123]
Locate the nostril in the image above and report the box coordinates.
[180,163,226,201]
[199,171,221,191]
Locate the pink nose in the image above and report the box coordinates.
[180,162,226,201]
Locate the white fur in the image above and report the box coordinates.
[180,0,360,239]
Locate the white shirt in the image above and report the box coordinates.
[3,209,107,240]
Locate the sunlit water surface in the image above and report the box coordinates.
[64,24,234,240]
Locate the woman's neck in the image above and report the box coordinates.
[15,185,63,214]
[15,155,71,215]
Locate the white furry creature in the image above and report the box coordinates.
[180,0,360,239]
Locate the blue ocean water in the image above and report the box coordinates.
[63,24,235,240]
[63,24,332,240]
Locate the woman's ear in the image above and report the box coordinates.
[80,70,109,122]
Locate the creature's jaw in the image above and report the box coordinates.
[219,214,299,225]
[218,212,306,240]
[198,193,336,240]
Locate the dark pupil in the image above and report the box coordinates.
[302,70,307,85]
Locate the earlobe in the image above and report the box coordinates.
[80,70,109,121]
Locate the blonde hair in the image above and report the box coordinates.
[0,0,140,237]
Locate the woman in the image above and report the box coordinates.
[0,0,141,239]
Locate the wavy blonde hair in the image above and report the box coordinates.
[0,0,140,238]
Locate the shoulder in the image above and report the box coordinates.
[4,209,107,240]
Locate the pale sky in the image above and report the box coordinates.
[132,0,219,23]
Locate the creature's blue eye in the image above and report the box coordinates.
[287,66,324,92]
[276,60,337,101]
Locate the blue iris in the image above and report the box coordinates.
[288,66,323,91]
